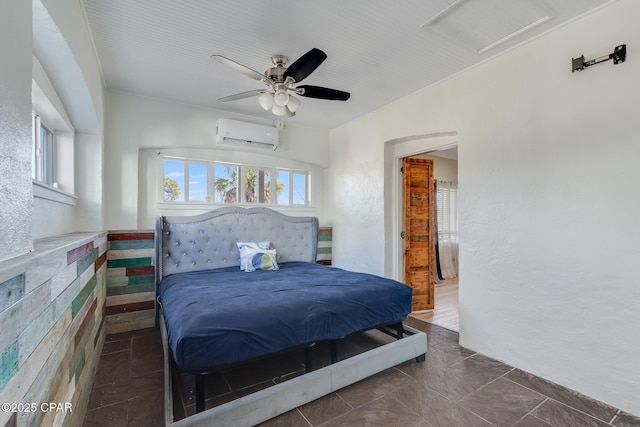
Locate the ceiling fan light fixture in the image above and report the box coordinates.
[214,48,349,118]
[273,89,289,107]
[258,92,274,110]
[272,103,288,116]
[287,95,301,113]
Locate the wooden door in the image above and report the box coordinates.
[402,157,435,311]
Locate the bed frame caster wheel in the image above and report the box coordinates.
[415,353,426,363]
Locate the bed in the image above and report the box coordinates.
[155,207,427,426]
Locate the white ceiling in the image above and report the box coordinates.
[82,0,611,129]
[431,146,459,161]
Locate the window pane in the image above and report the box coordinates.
[276,170,290,205]
[245,168,258,203]
[214,164,238,203]
[164,159,184,202]
[39,125,55,184]
[263,171,271,203]
[32,113,37,179]
[188,163,207,201]
[245,169,271,203]
[292,173,306,205]
[40,127,48,182]
[436,185,458,243]
[46,128,54,184]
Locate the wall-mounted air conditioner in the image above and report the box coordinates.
[215,119,279,151]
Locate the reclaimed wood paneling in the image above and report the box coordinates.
[66,242,94,265]
[317,227,333,265]
[108,232,155,241]
[105,231,156,335]
[0,232,107,427]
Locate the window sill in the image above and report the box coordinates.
[33,180,77,206]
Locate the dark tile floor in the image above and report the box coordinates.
[83,328,164,426]
[84,320,640,426]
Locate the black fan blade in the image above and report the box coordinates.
[297,85,350,101]
[212,55,272,83]
[283,48,327,83]
[218,89,264,102]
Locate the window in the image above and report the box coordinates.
[435,180,458,279]
[435,181,458,244]
[32,112,55,185]
[163,157,309,206]
[244,168,271,203]
[31,73,76,203]
[276,170,289,205]
[163,159,185,201]
[213,164,238,203]
[292,172,307,205]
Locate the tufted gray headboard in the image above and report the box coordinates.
[155,207,318,280]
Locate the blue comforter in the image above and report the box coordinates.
[158,262,412,372]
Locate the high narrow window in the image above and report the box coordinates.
[161,157,310,206]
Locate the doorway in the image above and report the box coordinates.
[407,147,459,331]
[386,135,458,331]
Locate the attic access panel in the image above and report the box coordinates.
[421,0,556,55]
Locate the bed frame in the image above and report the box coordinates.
[155,207,427,426]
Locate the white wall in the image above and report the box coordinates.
[104,91,331,229]
[74,133,104,232]
[0,0,33,261]
[326,0,640,415]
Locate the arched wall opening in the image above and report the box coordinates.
[383,132,458,281]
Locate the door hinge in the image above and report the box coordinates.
[400,166,405,174]
[400,231,405,239]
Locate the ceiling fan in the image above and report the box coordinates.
[212,48,350,117]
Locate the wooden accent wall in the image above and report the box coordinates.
[0,232,107,427]
[317,227,333,265]
[105,231,155,334]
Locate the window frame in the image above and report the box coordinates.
[435,182,458,243]
[161,156,310,207]
[31,68,77,206]
[32,111,56,185]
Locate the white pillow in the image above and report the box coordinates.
[236,241,270,270]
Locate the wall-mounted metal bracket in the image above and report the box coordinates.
[572,44,626,72]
